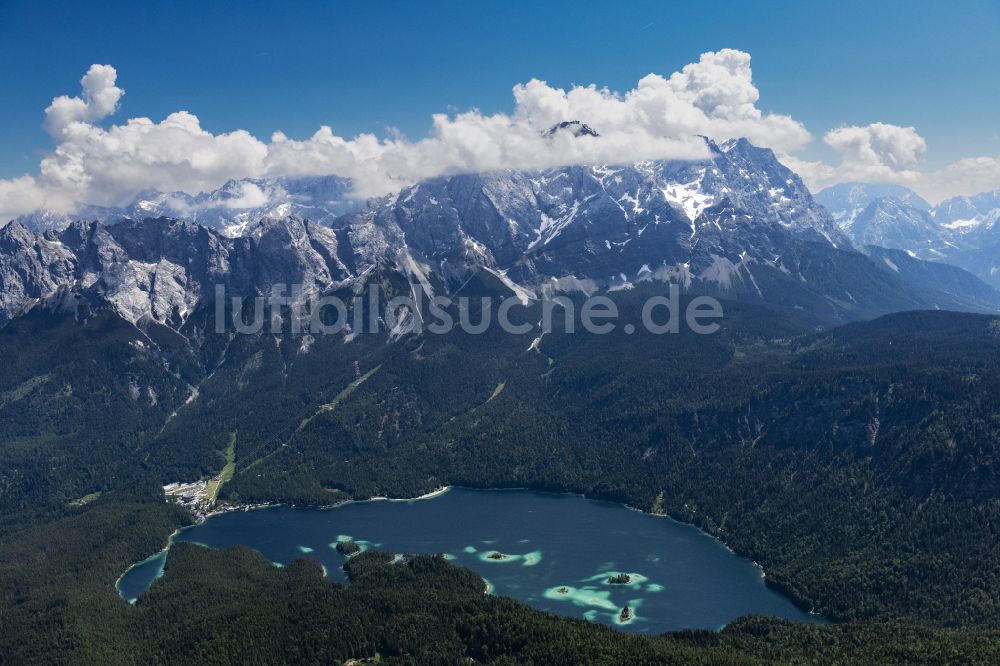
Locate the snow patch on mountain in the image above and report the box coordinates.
[661,172,714,225]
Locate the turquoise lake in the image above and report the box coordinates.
[117,488,822,633]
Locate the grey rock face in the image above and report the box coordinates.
[0,215,368,326]
[0,221,77,318]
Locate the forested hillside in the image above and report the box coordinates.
[4,288,1000,660]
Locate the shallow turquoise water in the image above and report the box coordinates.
[117,488,822,633]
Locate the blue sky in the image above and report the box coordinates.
[1,0,999,211]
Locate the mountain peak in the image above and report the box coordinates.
[815,182,931,216]
[544,120,600,138]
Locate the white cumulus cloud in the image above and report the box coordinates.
[784,122,927,194]
[825,122,926,171]
[510,49,810,154]
[43,64,124,138]
[0,50,816,220]
[917,156,1000,203]
[788,122,1000,203]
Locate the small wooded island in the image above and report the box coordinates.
[607,573,632,585]
[336,540,361,555]
[619,606,634,623]
[486,551,509,560]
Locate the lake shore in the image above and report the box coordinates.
[117,487,823,633]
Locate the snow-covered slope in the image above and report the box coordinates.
[355,137,846,295]
[934,190,1000,247]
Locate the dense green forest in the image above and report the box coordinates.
[4,285,1000,660]
[0,306,200,531]
[3,499,999,664]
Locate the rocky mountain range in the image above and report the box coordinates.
[818,182,1000,288]
[3,137,1000,333]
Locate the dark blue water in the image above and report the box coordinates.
[117,488,821,633]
